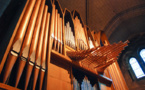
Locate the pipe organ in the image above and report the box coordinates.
[0,0,128,90]
[64,9,76,50]
[86,26,96,49]
[73,11,88,50]
[52,1,63,54]
[65,22,76,50]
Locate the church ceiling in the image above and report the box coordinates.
[59,0,145,43]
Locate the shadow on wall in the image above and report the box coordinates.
[0,0,11,17]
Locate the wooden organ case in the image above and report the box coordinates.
[0,0,128,90]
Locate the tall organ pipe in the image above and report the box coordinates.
[15,0,42,87]
[53,9,58,50]
[60,18,63,54]
[32,5,48,90]
[24,0,46,89]
[3,0,36,83]
[0,0,29,74]
[56,14,60,52]
[39,12,50,90]
[46,4,55,90]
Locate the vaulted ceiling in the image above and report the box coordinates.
[59,0,145,43]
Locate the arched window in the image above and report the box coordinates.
[129,57,145,79]
[140,49,145,62]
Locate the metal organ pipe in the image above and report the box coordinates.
[3,0,36,83]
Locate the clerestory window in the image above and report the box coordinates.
[140,49,145,62]
[129,57,145,79]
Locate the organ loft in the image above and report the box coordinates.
[0,0,145,90]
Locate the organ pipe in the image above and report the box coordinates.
[15,0,42,87]
[32,5,48,90]
[3,0,36,83]
[24,0,46,89]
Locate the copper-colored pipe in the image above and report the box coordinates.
[80,40,83,50]
[62,15,66,55]
[41,12,50,70]
[39,12,50,90]
[50,4,56,46]
[84,43,125,68]
[45,4,55,90]
[108,65,119,89]
[39,68,45,90]
[81,50,103,65]
[75,17,87,50]
[3,53,18,82]
[69,27,71,48]
[68,24,71,47]
[83,48,108,65]
[69,27,72,48]
[80,26,83,50]
[67,25,70,47]
[64,25,67,45]
[57,14,60,52]
[24,1,46,89]
[32,67,40,90]
[0,0,30,74]
[36,4,48,63]
[74,17,79,51]
[53,9,58,50]
[32,5,48,90]
[15,0,41,87]
[112,63,124,90]
[75,17,80,50]
[24,63,33,90]
[67,24,69,46]
[70,30,74,49]
[65,23,68,46]
[60,18,63,54]
[78,40,81,50]
[3,0,36,83]
[81,44,111,65]
[114,62,128,89]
